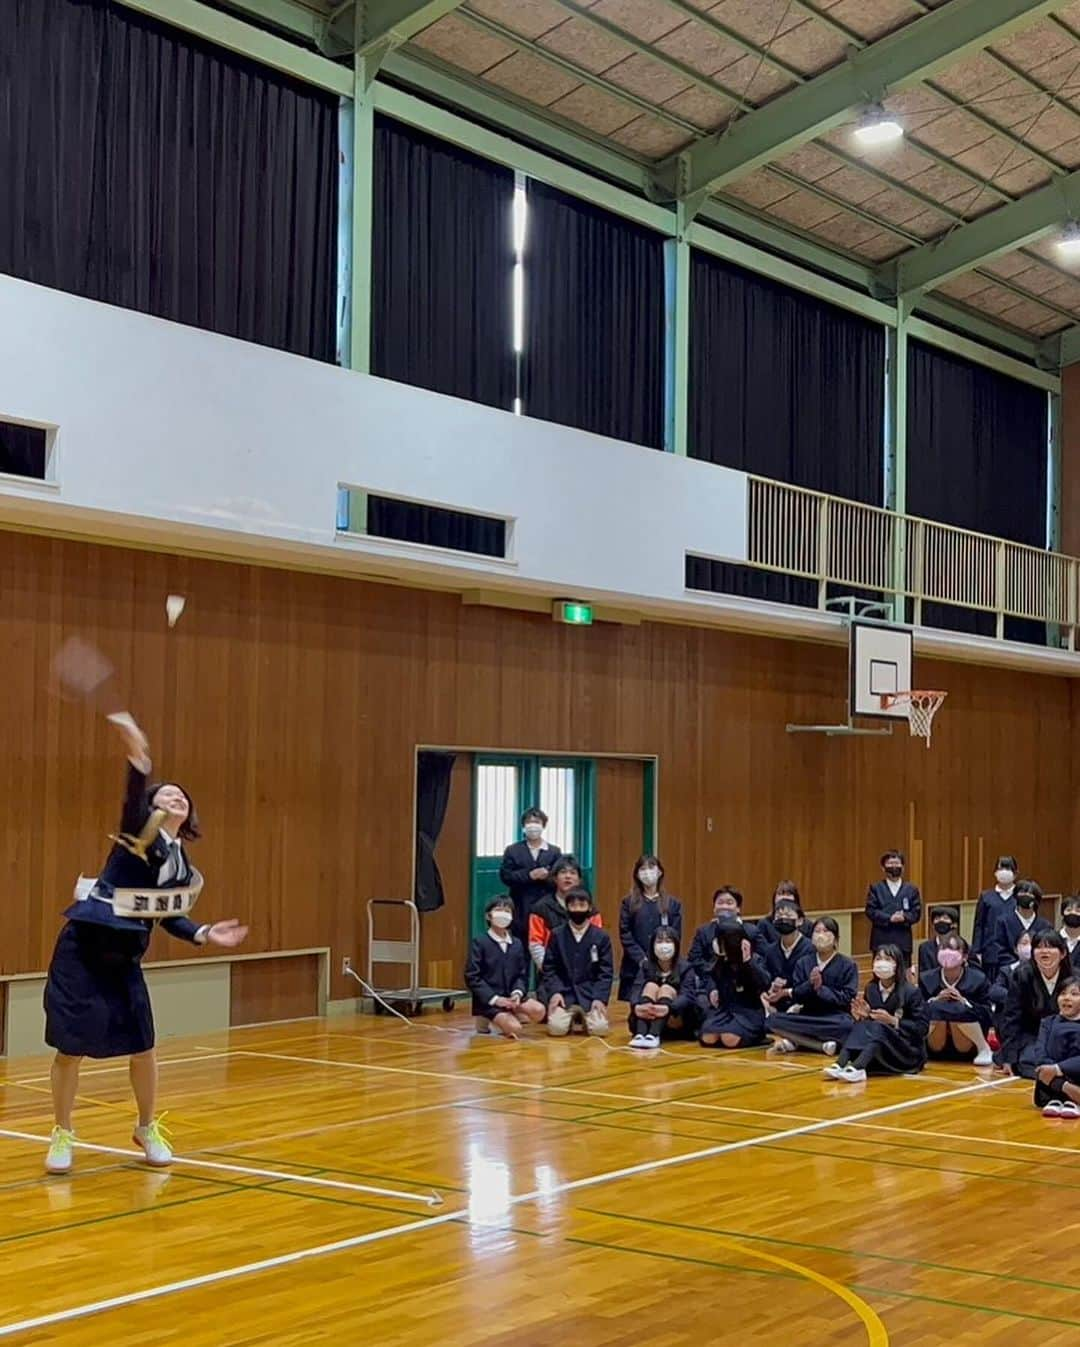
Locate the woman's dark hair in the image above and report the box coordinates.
[813,916,841,943]
[551,855,581,881]
[649,926,681,965]
[773,898,805,921]
[940,933,970,957]
[629,854,669,915]
[1033,930,1069,957]
[1058,975,1080,996]
[521,807,547,827]
[1062,894,1080,914]
[1017,931,1070,1006]
[147,781,201,841]
[713,919,746,963]
[1015,879,1043,903]
[929,905,960,926]
[485,895,513,916]
[564,886,593,913]
[995,855,1018,871]
[880,850,904,867]
[772,880,801,910]
[871,944,906,984]
[712,885,743,910]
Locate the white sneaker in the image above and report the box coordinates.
[822,1040,839,1057]
[641,1034,660,1049]
[771,1037,797,1053]
[629,1033,651,1048]
[133,1118,173,1167]
[841,1066,867,1083]
[822,1063,846,1080]
[45,1126,75,1174]
[973,1048,994,1067]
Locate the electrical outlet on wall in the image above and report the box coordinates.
[706,817,714,833]
[342,955,352,976]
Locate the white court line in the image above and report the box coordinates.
[0,1130,439,1207]
[0,1074,1018,1339]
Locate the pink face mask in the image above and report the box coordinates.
[938,948,964,971]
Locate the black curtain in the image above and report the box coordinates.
[688,250,886,605]
[1,0,338,360]
[0,422,46,479]
[372,116,514,409]
[415,751,456,913]
[523,181,664,448]
[367,496,505,559]
[907,340,1048,642]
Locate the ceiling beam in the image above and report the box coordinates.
[650,0,1063,210]
[324,0,468,57]
[1040,326,1080,368]
[880,172,1080,296]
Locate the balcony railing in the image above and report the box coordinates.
[739,477,1076,647]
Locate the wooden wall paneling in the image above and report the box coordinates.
[592,758,647,931]
[229,954,322,1025]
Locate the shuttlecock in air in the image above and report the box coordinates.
[166,594,186,629]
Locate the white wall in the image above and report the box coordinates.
[0,276,748,613]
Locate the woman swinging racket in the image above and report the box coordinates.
[44,702,247,1174]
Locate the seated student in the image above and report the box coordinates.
[689,886,759,977]
[617,854,683,1004]
[865,850,921,964]
[972,855,1018,971]
[826,944,928,1083]
[498,808,561,944]
[628,928,698,1050]
[528,855,600,971]
[697,920,770,1049]
[541,886,613,1037]
[464,897,546,1039]
[755,882,814,946]
[1032,976,1080,1117]
[984,880,1051,983]
[765,917,858,1057]
[920,934,994,1066]
[999,931,1071,1078]
[761,898,815,1011]
[916,906,961,977]
[1059,895,1080,972]
[988,928,1033,1060]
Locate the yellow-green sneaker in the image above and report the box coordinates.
[132,1116,173,1167]
[45,1126,76,1174]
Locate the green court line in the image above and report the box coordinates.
[580,1208,1080,1298]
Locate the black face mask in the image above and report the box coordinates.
[1018,900,1038,913]
[1064,913,1080,930]
[773,918,798,936]
[885,867,902,880]
[568,910,591,926]
[933,920,953,936]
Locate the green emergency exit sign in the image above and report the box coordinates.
[554,600,593,626]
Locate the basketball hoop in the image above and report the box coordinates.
[880,690,947,747]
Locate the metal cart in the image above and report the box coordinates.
[365,898,464,1015]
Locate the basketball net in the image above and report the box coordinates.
[880,690,947,747]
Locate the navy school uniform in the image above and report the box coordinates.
[1063,934,1080,974]
[498,841,561,943]
[697,955,770,1046]
[999,965,1066,1079]
[766,952,859,1050]
[981,912,1051,983]
[1032,1013,1080,1107]
[762,934,816,988]
[464,932,530,1019]
[44,762,205,1060]
[688,918,761,980]
[540,923,614,1010]
[756,915,815,945]
[971,888,1016,968]
[865,880,921,957]
[840,979,929,1076]
[917,937,949,977]
[919,965,993,1057]
[628,957,699,1037]
[617,893,683,1001]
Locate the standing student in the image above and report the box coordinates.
[990,881,1052,981]
[689,887,759,977]
[865,850,921,961]
[499,808,561,945]
[827,944,928,1083]
[697,921,770,1049]
[43,711,248,1174]
[464,897,546,1039]
[917,906,961,977]
[1032,976,1080,1117]
[541,887,613,1037]
[628,928,698,1049]
[972,855,1018,971]
[761,899,815,1011]
[999,931,1070,1078]
[1059,896,1080,972]
[616,855,683,1003]
[528,855,599,971]
[920,934,994,1066]
[756,882,814,945]
[765,917,858,1057]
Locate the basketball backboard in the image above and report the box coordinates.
[849,620,913,721]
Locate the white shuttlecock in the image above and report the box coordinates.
[166,594,186,629]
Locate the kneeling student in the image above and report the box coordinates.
[464,897,546,1039]
[698,920,770,1049]
[920,934,994,1066]
[1033,976,1080,1117]
[541,887,613,1037]
[827,945,928,1083]
[628,928,698,1049]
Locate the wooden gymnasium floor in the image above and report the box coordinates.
[0,1014,1076,1346]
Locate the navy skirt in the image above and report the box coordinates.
[700,1004,766,1046]
[841,1021,926,1076]
[767,1010,854,1050]
[927,999,993,1031]
[44,922,155,1058]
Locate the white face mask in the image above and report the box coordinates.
[524,824,543,840]
[654,942,675,960]
[637,868,660,889]
[995,869,1015,886]
[812,932,834,952]
[490,910,513,930]
[873,960,897,980]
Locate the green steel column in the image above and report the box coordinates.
[664,201,691,455]
[350,55,376,374]
[887,296,911,622]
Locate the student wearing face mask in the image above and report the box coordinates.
[528,856,599,971]
[464,897,547,1039]
[999,930,1070,1078]
[697,920,770,1049]
[971,855,1018,971]
[826,944,928,1083]
[919,934,994,1066]
[1059,896,1080,972]
[865,851,921,962]
[689,887,759,979]
[541,887,613,1037]
[756,882,814,945]
[1032,976,1080,1117]
[916,906,961,977]
[990,881,1052,981]
[499,809,562,945]
[760,900,816,1012]
[628,928,699,1049]
[617,855,683,1004]
[988,927,1033,1031]
[765,918,858,1057]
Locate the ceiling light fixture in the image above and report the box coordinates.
[853,103,904,147]
[1057,220,1080,256]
